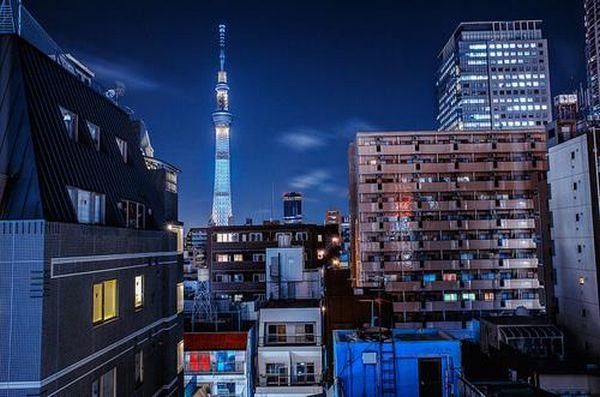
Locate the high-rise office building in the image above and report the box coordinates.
[349,130,550,329]
[0,9,184,395]
[437,21,551,131]
[283,192,303,224]
[548,130,600,358]
[211,24,234,226]
[585,0,600,119]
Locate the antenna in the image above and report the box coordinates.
[218,24,226,71]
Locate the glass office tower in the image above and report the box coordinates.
[437,21,551,131]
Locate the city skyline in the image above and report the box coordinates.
[28,0,585,227]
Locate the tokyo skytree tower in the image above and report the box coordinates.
[210,24,234,226]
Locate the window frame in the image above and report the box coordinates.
[115,137,128,163]
[86,120,101,150]
[134,275,144,310]
[93,279,119,325]
[176,282,184,314]
[59,106,78,141]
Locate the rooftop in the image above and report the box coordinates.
[184,332,248,351]
[262,299,321,309]
[334,328,456,343]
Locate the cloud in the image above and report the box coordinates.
[290,169,331,190]
[278,128,326,151]
[76,52,163,92]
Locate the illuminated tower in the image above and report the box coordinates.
[210,24,234,225]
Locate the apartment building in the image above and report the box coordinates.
[184,330,254,396]
[266,247,323,300]
[548,130,600,358]
[0,32,184,395]
[349,130,550,330]
[208,223,339,302]
[255,300,323,397]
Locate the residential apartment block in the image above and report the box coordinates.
[0,32,184,395]
[255,300,323,397]
[349,130,550,330]
[208,223,339,302]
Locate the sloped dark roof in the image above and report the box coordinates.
[0,35,167,228]
[184,332,248,351]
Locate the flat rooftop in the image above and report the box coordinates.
[262,299,320,309]
[335,328,456,343]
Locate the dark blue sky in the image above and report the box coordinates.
[31,0,585,227]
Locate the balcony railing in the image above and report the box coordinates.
[185,361,245,375]
[260,334,321,346]
[258,374,322,387]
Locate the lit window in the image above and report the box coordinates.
[443,293,458,302]
[443,273,457,281]
[177,282,184,313]
[86,121,101,150]
[177,340,184,373]
[579,276,585,285]
[92,367,116,397]
[462,293,476,301]
[233,254,243,262]
[135,350,143,386]
[67,187,105,224]
[217,254,230,262]
[484,292,495,301]
[115,137,128,163]
[93,279,118,324]
[60,106,78,140]
[134,275,144,309]
[217,233,238,242]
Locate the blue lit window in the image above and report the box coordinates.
[423,274,436,283]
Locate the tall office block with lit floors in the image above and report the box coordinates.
[0,8,184,395]
[349,130,551,332]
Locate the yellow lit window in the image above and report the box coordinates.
[93,279,118,324]
[177,282,184,314]
[217,254,229,262]
[484,292,495,301]
[233,254,243,262]
[134,275,144,309]
[177,340,184,373]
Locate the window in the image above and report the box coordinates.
[217,233,238,243]
[443,273,457,281]
[462,293,476,301]
[423,274,436,282]
[134,275,144,309]
[67,187,105,224]
[253,273,265,282]
[115,137,128,163]
[186,352,211,372]
[60,106,78,140]
[253,253,266,262]
[216,254,230,262]
[295,362,315,384]
[87,121,100,150]
[177,340,184,373]
[92,368,116,397]
[443,293,458,302]
[266,363,287,386]
[93,279,118,324]
[484,292,495,301]
[216,383,236,396]
[233,254,243,262]
[267,324,287,343]
[177,282,184,313]
[233,274,243,282]
[121,200,146,229]
[249,232,262,242]
[134,350,143,386]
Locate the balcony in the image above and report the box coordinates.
[258,374,323,388]
[260,334,321,346]
[185,361,245,375]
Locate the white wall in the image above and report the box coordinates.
[549,133,600,357]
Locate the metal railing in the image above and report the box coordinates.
[258,374,322,387]
[184,361,245,375]
[259,334,321,346]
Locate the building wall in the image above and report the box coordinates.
[265,247,322,300]
[350,130,549,328]
[0,220,183,396]
[549,132,600,357]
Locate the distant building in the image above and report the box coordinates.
[349,130,551,332]
[208,223,340,302]
[255,300,324,397]
[266,247,323,300]
[340,216,351,268]
[437,21,551,131]
[283,192,303,224]
[586,0,600,119]
[185,227,208,270]
[0,23,183,396]
[547,94,580,147]
[331,328,462,397]
[548,130,600,358]
[325,208,342,225]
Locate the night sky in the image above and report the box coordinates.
[30,0,584,227]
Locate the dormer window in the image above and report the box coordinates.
[121,199,145,229]
[59,106,78,140]
[67,186,105,224]
[116,137,128,163]
[86,121,100,150]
